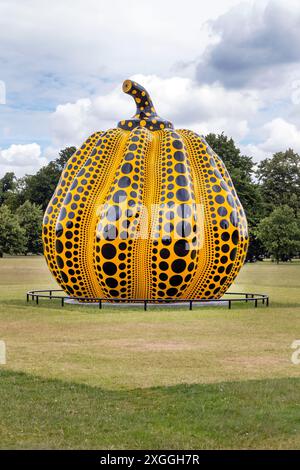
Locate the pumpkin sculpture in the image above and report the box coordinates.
[43,80,248,301]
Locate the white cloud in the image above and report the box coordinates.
[51,74,261,147]
[1,0,300,175]
[0,0,242,82]
[261,118,300,153]
[241,117,300,161]
[197,0,300,88]
[0,143,47,176]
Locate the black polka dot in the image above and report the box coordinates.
[232,230,239,245]
[169,275,183,286]
[220,219,229,230]
[160,248,170,259]
[107,206,121,221]
[103,262,117,275]
[176,175,188,187]
[227,194,235,207]
[215,195,225,204]
[230,211,238,227]
[129,144,137,151]
[59,207,67,221]
[103,224,118,240]
[60,271,68,283]
[175,163,186,173]
[167,288,178,296]
[226,263,233,274]
[230,248,237,261]
[106,278,118,288]
[188,262,195,272]
[174,151,184,161]
[173,140,183,150]
[177,204,192,218]
[109,290,119,297]
[218,207,228,216]
[119,176,131,188]
[159,261,169,271]
[171,259,186,273]
[55,240,63,254]
[56,256,64,269]
[113,190,127,203]
[102,243,117,259]
[56,224,63,237]
[125,152,134,161]
[174,239,189,257]
[176,189,189,202]
[221,232,230,241]
[159,273,168,281]
[176,222,191,238]
[121,163,133,174]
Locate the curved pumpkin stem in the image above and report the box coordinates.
[118,79,173,131]
[122,80,156,117]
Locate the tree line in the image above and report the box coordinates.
[0,136,299,262]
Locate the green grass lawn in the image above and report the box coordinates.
[0,257,299,449]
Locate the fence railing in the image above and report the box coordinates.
[26,290,269,311]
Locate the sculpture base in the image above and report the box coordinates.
[65,299,228,308]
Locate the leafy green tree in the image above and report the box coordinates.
[1,176,28,211]
[256,205,300,263]
[205,132,263,224]
[0,172,17,205]
[0,205,26,257]
[23,146,76,210]
[257,149,300,216]
[55,147,77,172]
[205,132,264,260]
[16,201,43,254]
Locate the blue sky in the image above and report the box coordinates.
[1,0,300,176]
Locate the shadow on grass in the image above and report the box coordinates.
[0,369,299,449]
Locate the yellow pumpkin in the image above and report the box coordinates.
[43,79,248,300]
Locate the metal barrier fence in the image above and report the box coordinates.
[26,289,269,311]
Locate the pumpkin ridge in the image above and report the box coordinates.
[179,129,248,299]
[178,129,215,299]
[43,132,102,289]
[135,128,160,299]
[202,137,249,295]
[94,127,150,300]
[146,129,199,300]
[54,128,125,298]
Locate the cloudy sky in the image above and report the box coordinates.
[1,0,300,176]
